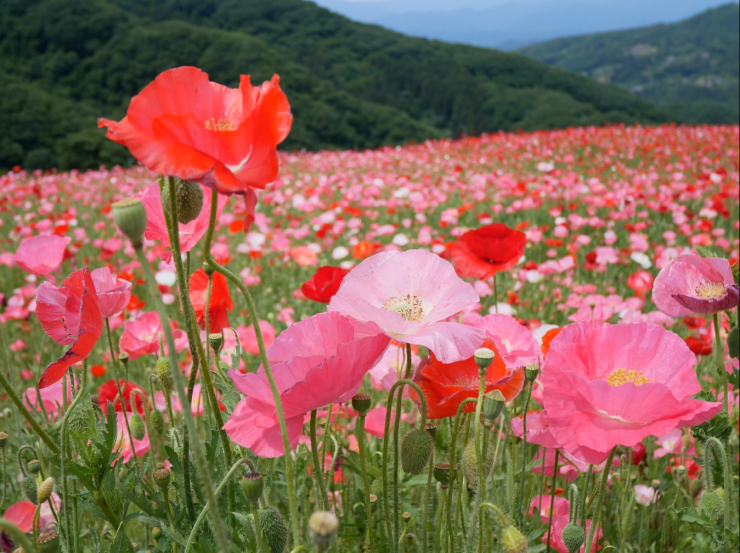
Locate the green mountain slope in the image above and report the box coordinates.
[0,0,673,171]
[518,3,740,124]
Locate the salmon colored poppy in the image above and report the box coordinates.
[451,223,526,280]
[411,337,525,419]
[98,67,292,196]
[189,268,233,333]
[301,266,349,303]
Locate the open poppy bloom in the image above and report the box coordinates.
[91,267,132,319]
[115,411,150,464]
[451,223,526,280]
[98,379,147,415]
[468,314,540,368]
[35,267,103,388]
[224,312,390,457]
[540,321,722,465]
[301,266,350,303]
[99,66,292,196]
[118,311,188,360]
[652,253,739,317]
[328,249,485,363]
[411,337,525,419]
[15,235,71,276]
[189,268,233,333]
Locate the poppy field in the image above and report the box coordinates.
[0,68,739,553]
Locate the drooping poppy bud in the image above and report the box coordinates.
[400,429,433,475]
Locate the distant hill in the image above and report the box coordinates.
[0,0,672,171]
[518,3,739,124]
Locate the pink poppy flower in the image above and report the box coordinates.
[236,320,276,356]
[289,245,319,267]
[540,321,722,465]
[634,484,659,506]
[91,267,132,319]
[35,268,103,388]
[115,411,150,464]
[224,312,390,457]
[155,384,210,416]
[528,496,601,553]
[368,343,419,394]
[24,376,74,421]
[135,181,228,262]
[2,494,61,533]
[653,427,695,459]
[468,314,540,368]
[653,254,739,317]
[328,249,485,363]
[510,410,560,449]
[15,235,70,276]
[118,311,188,360]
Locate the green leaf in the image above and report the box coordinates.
[110,524,135,553]
[694,246,724,259]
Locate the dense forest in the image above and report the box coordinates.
[0,0,675,171]
[519,3,740,125]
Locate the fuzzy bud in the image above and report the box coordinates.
[258,506,289,553]
[129,413,146,441]
[35,530,59,553]
[150,409,165,436]
[562,523,585,553]
[483,389,505,424]
[462,439,493,490]
[728,326,739,359]
[111,198,147,245]
[400,429,433,475]
[501,525,528,553]
[308,511,340,551]
[241,472,264,504]
[21,475,38,504]
[153,468,171,490]
[37,477,54,504]
[156,357,174,392]
[351,393,372,415]
[474,347,495,371]
[699,489,724,524]
[0,431,7,449]
[208,333,224,354]
[524,363,539,382]
[162,178,204,225]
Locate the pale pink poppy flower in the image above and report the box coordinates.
[469,314,539,368]
[653,254,738,317]
[362,406,413,438]
[634,484,659,506]
[653,427,695,459]
[91,267,132,319]
[118,311,188,360]
[2,493,61,533]
[367,343,419,393]
[15,235,70,275]
[134,181,228,262]
[510,410,560,449]
[541,321,722,465]
[115,411,150,463]
[24,376,74,421]
[328,249,484,363]
[237,320,276,356]
[224,312,390,457]
[155,384,208,416]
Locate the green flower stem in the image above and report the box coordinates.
[465,366,488,553]
[516,380,533,521]
[0,449,6,510]
[579,465,594,528]
[134,245,230,553]
[184,457,251,553]
[422,448,434,553]
[455,416,471,542]
[545,449,559,553]
[321,404,333,491]
[445,398,477,553]
[162,486,178,553]
[61,364,87,553]
[435,486,447,553]
[105,318,138,464]
[392,344,415,550]
[357,413,374,553]
[310,410,330,510]
[203,188,300,547]
[0,323,60,456]
[713,313,730,417]
[704,437,733,542]
[584,447,616,553]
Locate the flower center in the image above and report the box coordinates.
[205,118,236,132]
[382,294,425,322]
[695,281,726,299]
[500,338,511,352]
[606,368,650,387]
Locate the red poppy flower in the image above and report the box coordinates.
[410,338,525,419]
[626,270,654,295]
[684,335,712,356]
[631,442,647,465]
[98,67,292,196]
[35,267,103,389]
[189,268,233,333]
[451,224,526,280]
[301,266,349,303]
[98,379,146,415]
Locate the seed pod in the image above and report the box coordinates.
[561,523,585,553]
[258,506,289,553]
[150,409,165,436]
[37,477,54,504]
[308,510,339,551]
[474,347,494,370]
[129,413,146,441]
[111,198,147,244]
[152,527,162,540]
[425,423,437,443]
[525,363,540,382]
[241,472,264,504]
[483,390,505,424]
[35,530,59,553]
[433,462,451,486]
[208,333,224,354]
[0,431,8,449]
[153,468,171,490]
[501,525,528,553]
[162,178,204,224]
[462,438,493,490]
[351,393,372,415]
[400,429,433,475]
[156,357,174,392]
[21,475,38,504]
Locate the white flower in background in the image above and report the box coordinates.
[631,252,652,269]
[332,246,349,260]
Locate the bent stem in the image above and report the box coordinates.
[134,244,230,553]
[584,447,616,553]
[310,410,330,510]
[203,188,300,546]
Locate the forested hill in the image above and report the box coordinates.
[518,3,740,125]
[1,0,673,172]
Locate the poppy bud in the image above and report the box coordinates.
[561,523,585,553]
[258,506,289,553]
[433,462,451,487]
[111,198,147,245]
[162,178,204,225]
[208,333,224,354]
[156,357,174,392]
[0,431,7,449]
[673,464,687,478]
[35,530,59,553]
[525,363,539,382]
[308,511,340,551]
[150,409,165,436]
[203,262,215,277]
[474,347,495,371]
[37,477,54,504]
[241,472,264,504]
[483,390,505,424]
[118,352,129,366]
[400,429,433,475]
[699,489,724,524]
[351,393,372,415]
[153,468,171,490]
[728,326,739,359]
[21,475,38,504]
[501,525,528,553]
[129,413,146,441]
[462,439,493,490]
[425,423,437,442]
[152,527,162,540]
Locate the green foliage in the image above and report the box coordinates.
[0,0,672,171]
[519,4,740,125]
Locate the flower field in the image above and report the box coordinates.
[0,99,738,553]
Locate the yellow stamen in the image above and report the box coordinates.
[695,281,726,299]
[382,294,425,322]
[205,118,236,132]
[606,368,650,387]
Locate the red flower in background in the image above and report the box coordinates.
[189,268,233,333]
[301,266,349,303]
[540,327,563,359]
[35,267,103,389]
[684,335,712,356]
[98,379,146,415]
[99,67,292,196]
[411,337,525,419]
[451,223,526,280]
[627,270,654,297]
